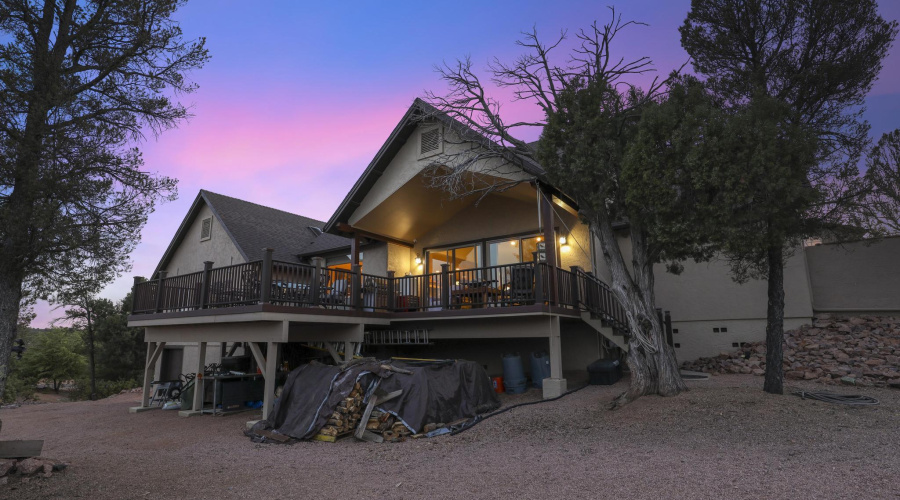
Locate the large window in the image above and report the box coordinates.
[427,245,481,273]
[487,235,543,266]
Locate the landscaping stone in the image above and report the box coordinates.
[681,315,900,387]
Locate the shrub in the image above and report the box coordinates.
[71,378,139,400]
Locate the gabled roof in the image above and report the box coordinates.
[323,98,549,235]
[153,190,351,277]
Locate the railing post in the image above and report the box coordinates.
[387,271,396,312]
[260,248,274,304]
[351,264,362,310]
[440,264,450,309]
[311,260,322,307]
[131,276,143,312]
[534,262,544,304]
[199,261,213,309]
[154,271,167,313]
[570,266,582,309]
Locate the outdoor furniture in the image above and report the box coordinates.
[148,379,182,406]
[324,279,348,307]
[452,279,501,308]
[508,266,535,305]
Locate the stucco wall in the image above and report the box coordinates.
[164,204,245,276]
[361,242,388,277]
[387,243,412,276]
[350,124,530,226]
[805,237,900,314]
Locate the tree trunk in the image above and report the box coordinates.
[86,309,97,400]
[591,217,686,408]
[0,276,23,398]
[764,246,786,394]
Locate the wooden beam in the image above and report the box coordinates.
[141,342,166,407]
[336,222,414,248]
[248,342,266,372]
[548,316,562,379]
[324,342,343,364]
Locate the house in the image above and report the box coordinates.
[128,99,900,419]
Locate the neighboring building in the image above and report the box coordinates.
[127,99,900,418]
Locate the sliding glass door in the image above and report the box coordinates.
[427,245,481,273]
[487,235,543,265]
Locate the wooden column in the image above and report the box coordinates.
[440,264,451,309]
[351,264,362,310]
[141,341,165,407]
[154,270,168,313]
[350,234,361,267]
[260,248,274,304]
[387,270,396,311]
[199,261,213,309]
[191,342,207,411]
[540,189,557,306]
[570,266,583,308]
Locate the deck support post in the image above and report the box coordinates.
[543,315,567,399]
[136,341,165,409]
[187,341,207,414]
[312,259,322,306]
[248,341,279,420]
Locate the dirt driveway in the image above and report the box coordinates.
[2,375,898,499]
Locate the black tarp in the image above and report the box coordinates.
[250,358,500,440]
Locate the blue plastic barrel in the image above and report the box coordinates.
[530,351,551,388]
[502,353,528,394]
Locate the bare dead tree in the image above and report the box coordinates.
[421,8,689,407]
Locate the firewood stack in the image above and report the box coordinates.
[364,411,413,442]
[315,383,364,439]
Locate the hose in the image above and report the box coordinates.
[449,383,591,436]
[792,390,879,406]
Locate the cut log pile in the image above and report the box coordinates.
[364,411,414,442]
[681,315,900,388]
[314,383,365,440]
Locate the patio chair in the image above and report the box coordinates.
[509,266,535,305]
[326,279,349,307]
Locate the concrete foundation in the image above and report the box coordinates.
[178,410,202,418]
[542,377,567,399]
[128,406,157,413]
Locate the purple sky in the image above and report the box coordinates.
[36,0,900,327]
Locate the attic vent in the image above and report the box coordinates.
[418,127,442,158]
[200,217,212,241]
[308,226,323,236]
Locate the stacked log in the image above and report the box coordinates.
[681,315,900,388]
[363,411,414,442]
[315,383,364,439]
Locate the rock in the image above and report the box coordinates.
[16,458,44,476]
[865,359,886,366]
[841,376,857,385]
[803,371,818,380]
[0,460,15,477]
[751,368,765,376]
[786,371,805,380]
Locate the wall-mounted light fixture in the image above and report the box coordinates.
[558,236,567,245]
[414,255,422,265]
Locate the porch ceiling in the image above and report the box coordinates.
[351,173,537,243]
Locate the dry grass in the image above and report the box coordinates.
[1,374,898,499]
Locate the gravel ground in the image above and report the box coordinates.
[2,375,898,500]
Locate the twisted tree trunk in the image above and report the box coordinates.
[763,246,786,394]
[591,217,686,408]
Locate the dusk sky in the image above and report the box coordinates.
[37,0,900,327]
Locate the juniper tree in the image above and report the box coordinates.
[865,130,900,234]
[680,0,897,393]
[0,0,208,396]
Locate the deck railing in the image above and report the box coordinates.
[130,249,634,333]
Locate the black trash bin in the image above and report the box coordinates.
[587,359,622,385]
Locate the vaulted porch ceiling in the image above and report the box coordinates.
[349,172,539,244]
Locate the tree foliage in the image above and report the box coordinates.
[17,328,85,393]
[0,0,208,396]
[679,0,897,393]
[426,10,690,405]
[865,130,900,234]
